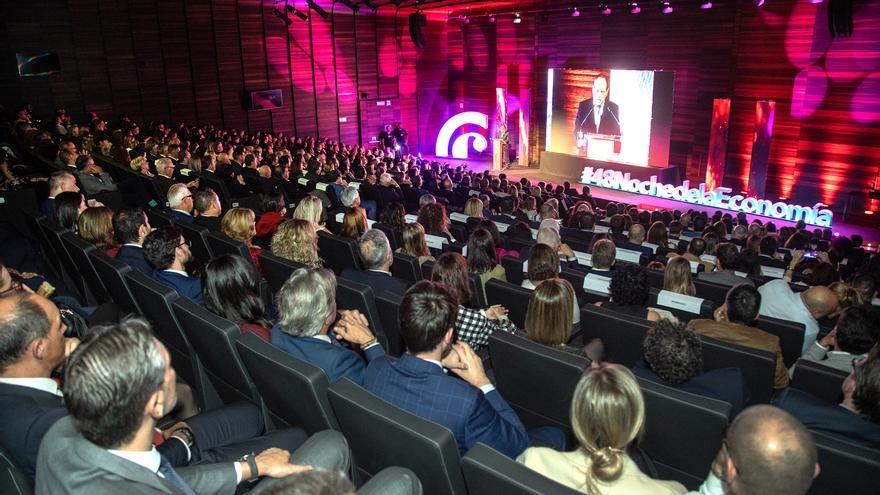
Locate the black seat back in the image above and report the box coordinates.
[790,359,847,404]
[24,212,61,275]
[462,443,582,495]
[176,221,214,267]
[638,377,731,489]
[0,444,32,495]
[146,208,172,228]
[391,252,422,284]
[236,333,339,434]
[580,305,650,367]
[38,218,87,301]
[485,279,533,329]
[206,231,253,267]
[809,431,880,495]
[335,277,387,351]
[328,379,467,495]
[375,292,405,357]
[501,255,525,285]
[60,231,108,303]
[89,251,140,315]
[755,316,805,368]
[693,278,731,305]
[700,336,776,404]
[258,251,306,295]
[317,231,362,274]
[488,332,589,432]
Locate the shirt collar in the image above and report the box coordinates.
[368,269,392,276]
[123,243,142,248]
[164,269,188,277]
[107,446,162,474]
[311,334,332,343]
[0,377,62,396]
[171,209,192,217]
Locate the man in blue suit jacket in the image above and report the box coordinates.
[271,268,384,384]
[773,351,880,450]
[167,182,196,224]
[143,225,204,305]
[363,280,533,459]
[112,206,154,276]
[40,170,79,219]
[340,228,409,297]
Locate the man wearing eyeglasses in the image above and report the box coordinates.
[167,183,195,224]
[143,226,204,306]
[773,346,880,451]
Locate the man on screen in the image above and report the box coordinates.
[573,74,621,145]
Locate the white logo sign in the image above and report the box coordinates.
[435,111,489,159]
[580,167,833,227]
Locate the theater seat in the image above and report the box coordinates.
[328,378,467,494]
[60,231,108,304]
[790,359,847,404]
[335,277,388,352]
[176,221,214,267]
[462,443,581,495]
[700,336,776,404]
[501,255,525,285]
[0,444,32,495]
[638,377,731,489]
[809,431,880,495]
[89,251,140,316]
[23,211,62,276]
[146,208,172,228]
[235,333,339,434]
[485,279,533,329]
[375,292,405,357]
[391,252,422,284]
[648,288,717,322]
[580,305,651,367]
[258,251,306,295]
[755,316,805,368]
[206,231,253,267]
[317,231,362,274]
[488,332,589,433]
[693,278,730,305]
[38,218,88,302]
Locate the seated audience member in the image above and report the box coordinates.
[758,279,838,354]
[272,219,323,268]
[689,284,789,389]
[673,237,714,273]
[271,268,384,384]
[340,185,377,221]
[74,154,117,196]
[430,253,515,350]
[698,242,754,287]
[293,195,327,232]
[634,320,748,415]
[646,221,669,249]
[36,316,350,494]
[0,292,310,483]
[113,207,154,276]
[479,219,516,260]
[417,202,455,242]
[518,364,687,494]
[851,273,876,306]
[77,206,119,257]
[203,254,273,341]
[774,345,880,450]
[467,227,506,300]
[525,278,601,361]
[41,170,79,218]
[54,191,86,231]
[801,305,875,373]
[596,264,661,321]
[378,203,406,232]
[339,206,368,240]
[395,222,435,265]
[522,244,581,329]
[341,229,409,297]
[154,157,177,196]
[621,223,654,257]
[464,197,484,219]
[222,207,263,273]
[144,226,205,305]
[691,405,819,495]
[664,255,696,296]
[167,183,195,224]
[364,280,556,459]
[255,192,288,239]
[192,188,223,231]
[590,238,616,277]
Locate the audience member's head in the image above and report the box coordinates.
[591,239,616,270]
[527,243,560,283]
[143,226,188,271]
[628,223,646,244]
[271,219,320,267]
[832,306,876,355]
[357,229,393,271]
[430,252,472,307]
[77,206,115,251]
[400,222,430,259]
[643,319,702,385]
[340,186,360,209]
[609,214,626,234]
[48,170,78,197]
[535,226,561,250]
[464,197,484,218]
[340,206,368,240]
[113,207,150,246]
[203,254,269,328]
[221,207,257,246]
[723,284,761,326]
[55,191,86,230]
[715,243,739,272]
[849,345,880,424]
[276,268,336,337]
[664,255,695,296]
[801,285,839,321]
[167,183,193,213]
[609,264,650,307]
[417,203,450,237]
[0,292,66,377]
[647,221,668,248]
[466,228,498,275]
[379,203,405,231]
[525,278,574,346]
[193,188,221,217]
[399,280,458,356]
[688,237,707,257]
[292,195,325,228]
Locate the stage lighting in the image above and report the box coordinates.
[488,15,496,23]
[460,15,470,24]
[662,1,673,13]
[285,4,310,21]
[753,0,765,6]
[273,7,293,25]
[809,0,823,3]
[307,0,330,18]
[571,7,580,17]
[362,0,379,11]
[700,1,713,9]
[630,2,641,14]
[513,12,522,23]
[600,4,612,14]
[338,0,360,13]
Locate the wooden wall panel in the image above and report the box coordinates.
[68,0,113,116]
[376,10,399,100]
[237,0,270,131]
[211,0,247,130]
[289,10,317,137]
[186,0,222,126]
[129,0,170,123]
[311,11,339,139]
[156,0,197,124]
[333,12,360,145]
[262,1,295,135]
[98,0,141,121]
[354,15,379,101]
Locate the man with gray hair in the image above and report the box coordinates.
[271,268,385,384]
[378,172,404,205]
[167,183,195,224]
[154,157,176,197]
[340,229,410,297]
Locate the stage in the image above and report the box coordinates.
[538,151,679,184]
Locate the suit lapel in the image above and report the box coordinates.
[70,429,177,494]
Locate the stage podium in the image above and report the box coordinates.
[577,133,621,161]
[491,138,507,172]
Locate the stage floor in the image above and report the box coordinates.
[437,155,880,247]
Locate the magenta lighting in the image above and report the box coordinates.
[488,15,496,23]
[571,7,580,16]
[513,12,522,23]
[630,2,641,14]
[662,1,673,13]
[754,0,765,6]
[600,3,612,14]
[809,0,823,3]
[700,1,713,9]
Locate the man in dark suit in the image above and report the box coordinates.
[192,188,223,231]
[378,172,405,205]
[572,74,621,145]
[363,281,562,459]
[35,317,351,495]
[341,229,409,297]
[0,292,311,483]
[113,207,155,276]
[619,223,655,258]
[154,157,177,199]
[74,154,118,196]
[773,348,880,450]
[271,268,385,384]
[166,183,195,224]
[144,226,205,305]
[41,170,79,219]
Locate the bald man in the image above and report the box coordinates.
[692,405,818,495]
[758,279,838,354]
[621,223,655,257]
[573,74,621,147]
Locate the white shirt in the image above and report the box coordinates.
[758,279,818,354]
[593,104,603,131]
[313,333,380,350]
[0,377,62,396]
[109,446,244,483]
[164,269,189,277]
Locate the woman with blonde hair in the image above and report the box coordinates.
[221,207,263,273]
[339,206,367,240]
[663,256,696,297]
[464,197,484,219]
[271,219,323,268]
[292,195,327,232]
[519,364,686,494]
[78,206,119,257]
[396,222,434,265]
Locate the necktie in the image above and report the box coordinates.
[595,105,603,132]
[157,454,197,495]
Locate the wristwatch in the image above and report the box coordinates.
[170,426,194,450]
[239,452,259,481]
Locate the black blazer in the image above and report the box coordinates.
[773,387,880,450]
[116,244,154,276]
[573,98,621,138]
[194,215,221,232]
[0,383,68,480]
[340,269,409,297]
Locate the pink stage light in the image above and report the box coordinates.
[571,7,580,17]
[662,2,673,14]
[701,1,713,9]
[630,3,641,14]
[601,4,612,15]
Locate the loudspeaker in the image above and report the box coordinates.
[409,12,426,48]
[827,0,853,38]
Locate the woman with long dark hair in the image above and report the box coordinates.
[202,254,273,341]
[55,191,86,231]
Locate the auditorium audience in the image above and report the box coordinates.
[698,242,754,287]
[341,229,409,297]
[417,202,455,242]
[271,219,323,268]
[143,225,205,306]
[800,305,876,372]
[395,222,434,264]
[113,207,154,276]
[77,206,119,257]
[203,254,273,341]
[221,207,263,273]
[595,264,661,321]
[664,255,696,296]
[192,188,223,231]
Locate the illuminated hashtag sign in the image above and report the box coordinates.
[435,111,489,159]
[580,167,833,228]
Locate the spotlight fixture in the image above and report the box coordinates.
[700,1,713,9]
[459,15,469,24]
[753,0,765,6]
[808,0,823,3]
[307,0,330,18]
[513,12,522,23]
[488,15,496,23]
[600,3,612,14]
[662,1,673,13]
[273,7,293,25]
[361,0,379,11]
[571,7,580,16]
[286,4,310,21]
[338,0,360,12]
[630,2,641,13]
